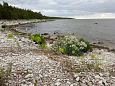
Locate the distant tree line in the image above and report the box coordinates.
[0,2,72,20]
[0,2,47,19]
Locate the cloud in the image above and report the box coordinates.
[74,13,115,19]
[0,0,115,18]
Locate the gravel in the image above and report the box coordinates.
[0,29,115,86]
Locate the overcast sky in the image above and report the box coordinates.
[0,0,115,19]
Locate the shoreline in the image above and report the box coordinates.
[1,19,115,52]
[0,19,54,28]
[0,20,115,86]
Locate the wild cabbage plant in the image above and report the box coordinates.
[52,36,91,56]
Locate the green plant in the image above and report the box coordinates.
[51,35,92,56]
[77,54,102,72]
[90,54,102,72]
[30,34,47,48]
[16,41,21,48]
[0,63,12,86]
[34,80,38,86]
[7,33,14,39]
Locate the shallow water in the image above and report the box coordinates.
[18,19,115,48]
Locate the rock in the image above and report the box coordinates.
[50,35,57,40]
[1,39,4,43]
[25,74,33,79]
[2,24,7,28]
[42,33,49,35]
[99,73,103,77]
[49,40,54,44]
[73,73,78,78]
[76,77,80,81]
[98,41,104,44]
[95,75,100,79]
[43,35,50,39]
[110,71,115,77]
[70,83,78,86]
[27,82,34,86]
[110,49,115,52]
[27,69,33,74]
[67,81,71,84]
[54,31,59,35]
[102,79,108,86]
[87,81,92,86]
[21,80,27,84]
[94,23,98,24]
[98,80,103,85]
[80,83,87,86]
[55,82,61,86]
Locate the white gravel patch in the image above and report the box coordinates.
[0,30,115,86]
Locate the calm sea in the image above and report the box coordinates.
[18,19,115,48]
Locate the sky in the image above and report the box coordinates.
[0,0,115,19]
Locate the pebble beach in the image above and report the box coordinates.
[0,20,115,86]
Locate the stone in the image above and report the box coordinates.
[73,73,78,78]
[25,74,33,79]
[103,79,108,86]
[98,80,103,85]
[94,23,98,24]
[95,75,100,79]
[80,83,87,86]
[55,82,61,86]
[1,39,4,43]
[43,33,49,35]
[70,83,78,86]
[99,73,103,77]
[76,77,80,81]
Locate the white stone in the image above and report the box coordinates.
[95,75,100,79]
[70,83,78,86]
[98,80,103,85]
[1,39,4,43]
[99,73,103,77]
[25,74,33,79]
[55,82,61,86]
[73,73,78,78]
[76,77,80,81]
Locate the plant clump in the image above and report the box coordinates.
[77,54,102,72]
[7,33,14,39]
[51,35,92,56]
[30,34,47,48]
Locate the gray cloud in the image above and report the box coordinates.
[0,0,115,18]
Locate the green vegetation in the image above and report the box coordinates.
[0,2,72,19]
[77,54,102,72]
[30,34,47,48]
[34,80,38,86]
[0,2,45,19]
[7,33,14,39]
[51,36,92,56]
[89,54,102,71]
[0,63,12,86]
